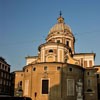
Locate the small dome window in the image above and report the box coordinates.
[49,49,53,53]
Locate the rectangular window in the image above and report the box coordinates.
[57,40,60,43]
[2,64,4,69]
[84,61,87,67]
[67,79,74,96]
[0,63,1,68]
[97,74,99,78]
[0,79,2,84]
[89,60,92,67]
[81,58,83,66]
[42,80,49,94]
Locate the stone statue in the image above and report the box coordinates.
[76,79,83,100]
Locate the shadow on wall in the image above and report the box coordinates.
[49,84,61,100]
[48,64,84,100]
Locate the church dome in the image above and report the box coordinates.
[48,14,72,34]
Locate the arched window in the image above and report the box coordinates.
[87,72,90,75]
[20,81,22,86]
[46,55,55,62]
[33,67,36,71]
[26,69,28,72]
[66,41,69,46]
[87,89,93,92]
[49,49,53,53]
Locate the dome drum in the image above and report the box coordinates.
[46,31,74,41]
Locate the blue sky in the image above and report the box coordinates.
[0,0,100,72]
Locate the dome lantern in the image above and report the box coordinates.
[57,11,64,23]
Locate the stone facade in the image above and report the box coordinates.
[13,14,100,100]
[12,71,24,96]
[0,57,11,96]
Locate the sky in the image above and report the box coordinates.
[0,0,100,72]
